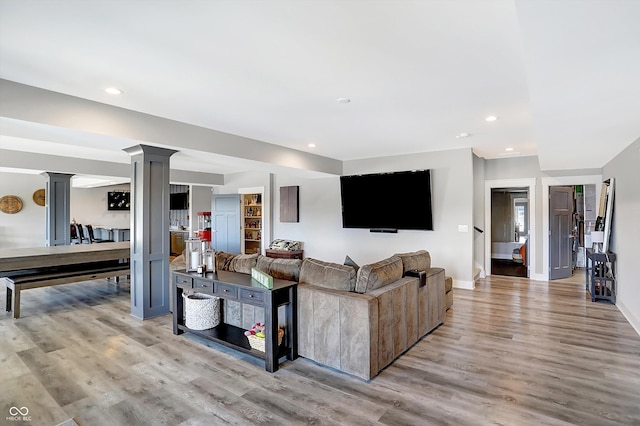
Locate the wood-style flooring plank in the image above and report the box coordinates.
[1,275,639,425]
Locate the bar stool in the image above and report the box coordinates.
[86,224,114,243]
[70,224,80,244]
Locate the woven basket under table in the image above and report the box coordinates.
[247,328,284,352]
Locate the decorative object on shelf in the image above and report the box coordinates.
[107,191,130,211]
[182,293,220,330]
[185,233,203,272]
[251,267,273,289]
[0,195,23,214]
[32,188,46,206]
[244,322,284,352]
[203,247,215,273]
[196,211,212,241]
[590,231,604,252]
[601,178,614,253]
[280,185,299,222]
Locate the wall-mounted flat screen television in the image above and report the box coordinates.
[107,191,130,211]
[170,192,188,210]
[340,169,433,231]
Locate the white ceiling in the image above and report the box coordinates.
[0,0,639,176]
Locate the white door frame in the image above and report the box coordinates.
[541,175,602,281]
[485,178,537,278]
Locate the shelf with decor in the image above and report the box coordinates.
[243,193,263,254]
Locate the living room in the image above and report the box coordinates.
[1,1,639,425]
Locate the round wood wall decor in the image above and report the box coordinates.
[0,195,24,214]
[33,188,46,206]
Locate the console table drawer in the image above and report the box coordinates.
[174,274,193,288]
[194,279,214,293]
[239,288,264,304]
[215,282,237,298]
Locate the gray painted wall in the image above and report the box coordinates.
[484,156,602,277]
[0,172,131,248]
[603,137,640,334]
[473,154,485,275]
[272,148,475,286]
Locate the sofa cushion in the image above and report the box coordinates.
[355,256,404,294]
[256,255,275,272]
[230,253,259,274]
[394,250,431,275]
[269,258,302,281]
[256,255,301,281]
[299,258,356,292]
[215,251,237,271]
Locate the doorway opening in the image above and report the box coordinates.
[490,187,529,278]
[548,184,596,282]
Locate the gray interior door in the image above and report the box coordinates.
[550,186,573,280]
[212,194,241,254]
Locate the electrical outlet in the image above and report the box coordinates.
[458,225,469,232]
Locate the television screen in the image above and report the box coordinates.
[107,191,130,211]
[340,170,433,231]
[170,192,188,210]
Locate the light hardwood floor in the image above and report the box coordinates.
[1,274,639,425]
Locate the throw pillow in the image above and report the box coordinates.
[344,255,360,273]
[268,239,301,251]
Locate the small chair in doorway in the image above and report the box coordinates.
[86,224,114,243]
[74,224,91,244]
[70,224,80,244]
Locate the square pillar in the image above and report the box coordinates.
[124,145,177,319]
[42,172,73,246]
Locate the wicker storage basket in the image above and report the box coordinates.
[247,328,284,352]
[183,293,220,330]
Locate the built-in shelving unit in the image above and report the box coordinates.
[243,193,262,254]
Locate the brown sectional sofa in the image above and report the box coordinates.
[297,250,445,380]
[170,249,445,380]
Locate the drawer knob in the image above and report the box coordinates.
[223,289,228,292]
[248,294,254,298]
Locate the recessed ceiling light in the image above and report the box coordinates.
[505,147,514,151]
[485,115,499,122]
[456,132,471,139]
[308,143,316,148]
[337,97,351,104]
[105,87,123,95]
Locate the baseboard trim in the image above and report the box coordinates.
[529,273,546,281]
[616,299,640,337]
[453,279,475,290]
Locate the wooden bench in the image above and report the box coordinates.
[4,260,130,319]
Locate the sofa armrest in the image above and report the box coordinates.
[298,283,379,380]
[366,276,420,368]
[418,267,446,336]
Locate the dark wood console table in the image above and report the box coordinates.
[585,249,616,303]
[265,249,304,259]
[172,269,298,372]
